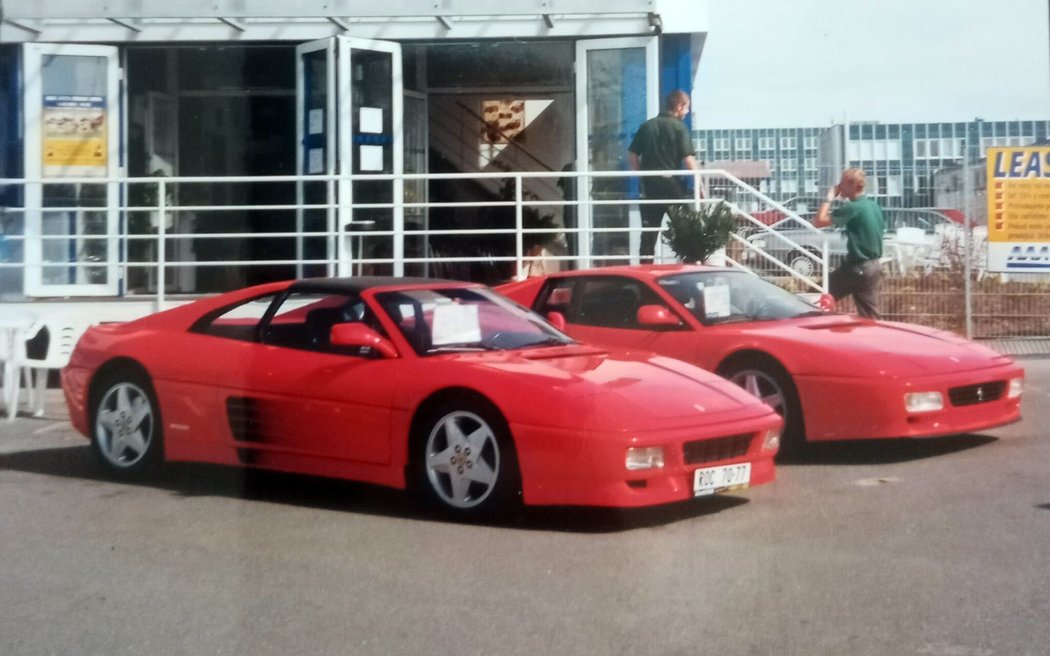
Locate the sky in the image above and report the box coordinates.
[690,0,1050,129]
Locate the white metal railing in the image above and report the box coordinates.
[0,169,824,303]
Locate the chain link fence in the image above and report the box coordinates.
[697,121,1050,345]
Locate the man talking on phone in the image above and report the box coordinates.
[813,167,886,318]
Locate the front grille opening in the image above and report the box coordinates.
[948,381,1006,407]
[682,433,752,465]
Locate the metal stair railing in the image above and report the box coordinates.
[0,168,833,305]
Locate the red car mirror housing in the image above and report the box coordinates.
[546,311,567,331]
[637,305,682,327]
[329,323,398,358]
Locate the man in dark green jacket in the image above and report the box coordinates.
[813,167,886,318]
[628,89,701,261]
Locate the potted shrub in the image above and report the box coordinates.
[662,201,737,265]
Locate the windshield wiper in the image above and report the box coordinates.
[792,310,830,318]
[425,344,490,353]
[706,315,755,325]
[521,336,574,349]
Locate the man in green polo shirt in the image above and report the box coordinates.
[813,167,886,318]
[628,89,701,261]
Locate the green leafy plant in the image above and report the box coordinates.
[662,201,737,263]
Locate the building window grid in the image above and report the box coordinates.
[698,119,1047,202]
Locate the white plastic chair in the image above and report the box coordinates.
[1,315,39,421]
[16,315,94,417]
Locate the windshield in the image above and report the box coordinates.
[375,287,574,355]
[657,271,824,325]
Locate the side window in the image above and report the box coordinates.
[195,294,278,342]
[262,292,376,354]
[575,278,663,329]
[534,279,575,319]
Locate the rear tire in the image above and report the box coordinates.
[90,370,163,476]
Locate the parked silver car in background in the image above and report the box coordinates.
[742,208,984,276]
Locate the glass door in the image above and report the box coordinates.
[297,37,403,277]
[23,43,121,296]
[336,37,403,277]
[296,38,337,278]
[575,37,658,267]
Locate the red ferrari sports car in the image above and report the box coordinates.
[62,277,782,517]
[498,265,1024,450]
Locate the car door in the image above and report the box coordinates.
[539,276,699,361]
[212,290,401,468]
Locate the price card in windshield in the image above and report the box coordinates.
[699,283,731,319]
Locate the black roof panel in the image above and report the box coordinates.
[288,276,475,295]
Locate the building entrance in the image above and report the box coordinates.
[124,40,583,290]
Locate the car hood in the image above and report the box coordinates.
[742,315,1015,377]
[447,345,776,430]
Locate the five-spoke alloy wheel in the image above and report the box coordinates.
[723,359,804,454]
[416,400,521,518]
[91,372,162,475]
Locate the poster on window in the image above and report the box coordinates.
[42,95,108,177]
[986,146,1050,272]
[481,100,525,144]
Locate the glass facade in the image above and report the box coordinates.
[694,119,1050,211]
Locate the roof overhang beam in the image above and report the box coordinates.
[0,0,691,43]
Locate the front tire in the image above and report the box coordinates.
[90,371,163,476]
[413,399,521,519]
[722,358,804,454]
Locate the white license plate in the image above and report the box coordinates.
[693,462,751,496]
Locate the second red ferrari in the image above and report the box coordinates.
[499,265,1023,450]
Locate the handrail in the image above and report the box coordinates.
[0,168,829,304]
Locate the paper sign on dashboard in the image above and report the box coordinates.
[431,304,481,345]
[701,284,731,318]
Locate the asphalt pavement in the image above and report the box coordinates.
[1,360,1048,656]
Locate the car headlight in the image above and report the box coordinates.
[625,446,665,471]
[1007,378,1023,399]
[762,426,782,451]
[905,391,944,413]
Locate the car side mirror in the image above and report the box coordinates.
[546,311,567,331]
[329,323,398,358]
[637,304,682,327]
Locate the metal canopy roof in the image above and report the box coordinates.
[0,0,698,43]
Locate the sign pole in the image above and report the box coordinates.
[963,124,973,338]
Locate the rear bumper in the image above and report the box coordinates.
[61,365,91,438]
